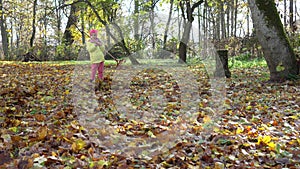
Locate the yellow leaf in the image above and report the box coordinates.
[258,127,265,131]
[267,142,276,151]
[246,105,252,110]
[9,127,18,133]
[236,127,244,134]
[297,138,300,145]
[72,139,86,152]
[257,135,272,145]
[203,115,211,123]
[290,115,298,120]
[147,131,156,138]
[214,162,224,169]
[51,151,57,157]
[262,135,271,144]
[65,90,70,95]
[80,155,87,160]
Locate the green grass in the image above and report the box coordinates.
[0,55,268,69]
[229,57,267,69]
[228,53,267,69]
[0,59,123,66]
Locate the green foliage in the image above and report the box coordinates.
[229,54,267,69]
[55,43,81,61]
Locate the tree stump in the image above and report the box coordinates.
[214,49,231,78]
[21,52,41,62]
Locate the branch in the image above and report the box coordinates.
[191,0,204,12]
[179,1,186,20]
[84,0,107,26]
[58,0,84,10]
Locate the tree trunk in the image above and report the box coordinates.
[178,22,192,63]
[30,0,38,48]
[63,4,78,45]
[0,0,9,59]
[215,49,231,78]
[133,0,139,41]
[220,1,226,38]
[80,8,85,44]
[178,0,204,63]
[289,0,294,31]
[163,0,174,50]
[234,0,238,36]
[248,0,299,81]
[284,0,287,27]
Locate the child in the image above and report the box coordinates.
[86,29,105,82]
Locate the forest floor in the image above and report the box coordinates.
[0,61,299,169]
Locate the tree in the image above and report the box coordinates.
[248,0,299,81]
[63,3,78,46]
[0,0,9,59]
[163,0,174,50]
[30,0,38,48]
[178,0,204,63]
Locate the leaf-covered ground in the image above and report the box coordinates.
[0,62,299,169]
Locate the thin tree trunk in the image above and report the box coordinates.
[289,0,294,31]
[163,0,174,50]
[220,1,226,38]
[198,6,201,46]
[30,0,38,48]
[234,0,238,36]
[203,2,207,39]
[247,8,250,35]
[284,0,287,27]
[150,2,155,49]
[0,0,9,59]
[134,0,139,41]
[80,8,85,44]
[55,0,62,44]
[226,1,230,37]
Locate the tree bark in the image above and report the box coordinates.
[289,0,294,31]
[30,0,38,48]
[63,4,78,45]
[133,0,139,41]
[178,0,204,63]
[163,0,174,50]
[215,49,231,78]
[248,0,299,81]
[0,0,9,59]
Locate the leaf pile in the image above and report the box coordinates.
[0,62,299,168]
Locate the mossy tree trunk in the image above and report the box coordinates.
[248,0,299,81]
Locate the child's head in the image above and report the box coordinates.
[89,29,98,38]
